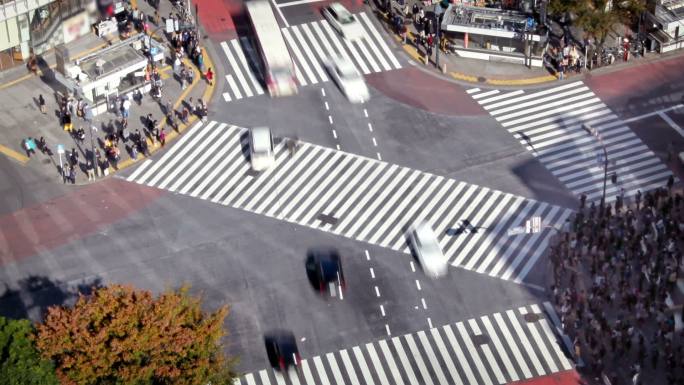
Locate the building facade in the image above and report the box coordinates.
[0,0,91,70]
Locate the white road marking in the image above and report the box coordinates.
[374,286,380,297]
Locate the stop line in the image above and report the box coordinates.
[123,121,572,284]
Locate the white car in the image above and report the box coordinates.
[322,2,364,41]
[249,126,275,171]
[325,56,370,104]
[408,222,448,278]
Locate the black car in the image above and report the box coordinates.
[306,248,346,296]
[264,330,301,371]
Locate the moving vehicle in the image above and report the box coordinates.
[325,56,369,104]
[408,221,448,278]
[245,0,298,96]
[264,330,301,371]
[306,248,346,298]
[322,2,364,41]
[249,126,275,171]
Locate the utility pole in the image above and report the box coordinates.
[582,124,609,212]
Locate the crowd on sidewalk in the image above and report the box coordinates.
[19,0,214,184]
[549,178,684,384]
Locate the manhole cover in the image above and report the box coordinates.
[477,76,487,83]
[524,313,541,322]
[471,334,489,345]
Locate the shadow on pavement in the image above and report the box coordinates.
[0,275,103,322]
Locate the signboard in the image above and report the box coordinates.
[165,18,174,33]
[63,11,91,44]
[57,144,65,154]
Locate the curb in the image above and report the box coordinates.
[0,144,30,164]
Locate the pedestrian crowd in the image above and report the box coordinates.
[549,178,684,384]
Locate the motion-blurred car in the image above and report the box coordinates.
[325,56,369,104]
[306,248,346,297]
[408,221,448,278]
[249,126,275,171]
[264,330,301,371]
[322,2,364,41]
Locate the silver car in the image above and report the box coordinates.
[249,126,275,171]
[322,2,364,41]
[408,221,448,278]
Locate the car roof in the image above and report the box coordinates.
[275,332,298,354]
[329,2,350,15]
[313,250,341,281]
[334,57,357,76]
[251,127,271,152]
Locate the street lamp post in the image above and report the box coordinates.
[582,124,609,212]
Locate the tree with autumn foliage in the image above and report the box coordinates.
[35,284,236,385]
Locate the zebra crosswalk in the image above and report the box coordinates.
[467,82,674,203]
[124,121,572,284]
[220,12,402,102]
[232,302,574,385]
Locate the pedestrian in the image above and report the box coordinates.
[181,106,189,123]
[38,94,46,114]
[158,128,166,146]
[187,68,194,84]
[205,67,213,86]
[667,174,674,191]
[23,137,36,157]
[412,3,419,22]
[86,159,95,181]
[180,68,187,90]
[69,148,78,166]
[68,165,76,184]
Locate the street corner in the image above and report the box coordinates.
[507,370,584,385]
[365,66,488,116]
[0,177,166,266]
[584,53,684,105]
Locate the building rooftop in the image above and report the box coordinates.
[77,43,147,81]
[440,3,541,39]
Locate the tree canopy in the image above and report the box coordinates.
[35,284,235,385]
[0,316,58,385]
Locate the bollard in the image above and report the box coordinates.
[441,63,447,73]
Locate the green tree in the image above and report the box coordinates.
[0,316,58,385]
[35,285,236,385]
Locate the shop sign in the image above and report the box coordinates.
[63,11,91,44]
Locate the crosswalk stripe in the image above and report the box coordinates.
[518,307,559,373]
[314,355,333,385]
[477,81,583,109]
[480,315,520,382]
[321,21,369,75]
[429,328,464,385]
[300,23,333,74]
[232,303,575,385]
[341,29,371,75]
[125,159,152,182]
[370,174,438,245]
[258,369,272,385]
[358,12,401,69]
[515,209,572,283]
[340,349,361,385]
[274,150,343,219]
[326,353,347,385]
[352,346,376,385]
[356,23,391,71]
[391,337,420,385]
[378,340,406,385]
[490,86,589,117]
[471,89,499,99]
[417,331,449,385]
[226,75,243,99]
[291,25,328,82]
[530,304,573,370]
[441,325,478,385]
[231,39,264,95]
[129,121,569,283]
[366,343,391,385]
[404,334,435,385]
[152,121,218,188]
[349,28,380,72]
[543,302,583,367]
[492,312,533,379]
[221,41,254,98]
[310,21,339,60]
[223,92,232,102]
[505,310,545,376]
[455,322,493,385]
[391,179,456,249]
[282,27,318,85]
[168,123,229,192]
[477,90,524,104]
[135,121,203,184]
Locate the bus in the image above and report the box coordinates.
[245,0,298,97]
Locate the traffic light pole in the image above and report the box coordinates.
[435,12,440,68]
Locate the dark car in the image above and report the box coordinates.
[306,248,346,296]
[264,330,301,371]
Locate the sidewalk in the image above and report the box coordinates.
[0,0,216,185]
[369,0,683,88]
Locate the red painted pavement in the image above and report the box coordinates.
[0,178,164,266]
[508,370,584,385]
[193,0,243,40]
[584,54,684,105]
[366,67,487,116]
